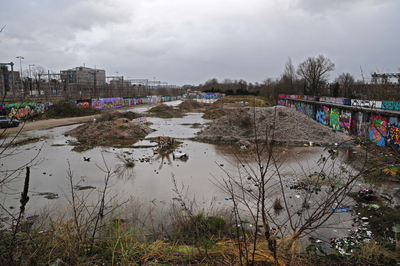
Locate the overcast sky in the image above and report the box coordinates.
[1,0,399,86]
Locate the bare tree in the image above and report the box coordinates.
[279,57,302,95]
[283,57,296,83]
[334,72,355,98]
[297,55,335,96]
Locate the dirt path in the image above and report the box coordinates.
[3,115,101,135]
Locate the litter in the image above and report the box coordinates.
[173,152,188,159]
[295,195,300,198]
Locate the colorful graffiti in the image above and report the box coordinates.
[92,98,123,109]
[315,105,329,125]
[76,99,91,108]
[5,102,47,119]
[370,115,387,146]
[304,103,314,119]
[329,109,340,131]
[388,117,400,148]
[339,111,351,133]
[296,102,304,113]
[382,101,400,111]
[351,111,369,137]
[388,123,400,147]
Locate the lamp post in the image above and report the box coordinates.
[16,56,24,92]
[29,64,35,96]
[29,64,35,79]
[16,56,24,78]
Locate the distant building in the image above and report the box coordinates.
[60,66,106,86]
[110,78,131,88]
[0,67,22,93]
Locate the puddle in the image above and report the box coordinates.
[0,101,361,249]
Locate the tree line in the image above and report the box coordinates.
[197,55,400,101]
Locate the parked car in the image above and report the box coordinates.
[0,116,19,128]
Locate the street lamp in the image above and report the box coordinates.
[29,64,35,95]
[16,56,24,78]
[29,64,35,79]
[16,56,24,91]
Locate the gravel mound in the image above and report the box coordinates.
[197,106,352,145]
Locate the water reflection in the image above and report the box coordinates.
[153,152,173,170]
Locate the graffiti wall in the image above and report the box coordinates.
[329,108,340,131]
[370,115,387,146]
[315,105,329,125]
[303,103,314,119]
[296,102,304,113]
[92,98,123,109]
[76,99,91,108]
[339,110,351,133]
[123,99,130,106]
[382,101,400,111]
[351,111,369,137]
[388,117,400,148]
[5,102,48,119]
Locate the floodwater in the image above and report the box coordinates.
[1,100,361,250]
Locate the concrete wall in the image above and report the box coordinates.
[278,95,400,147]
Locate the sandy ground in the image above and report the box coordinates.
[197,106,353,145]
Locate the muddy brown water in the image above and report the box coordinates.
[1,101,362,251]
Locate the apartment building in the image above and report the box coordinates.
[60,66,106,86]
